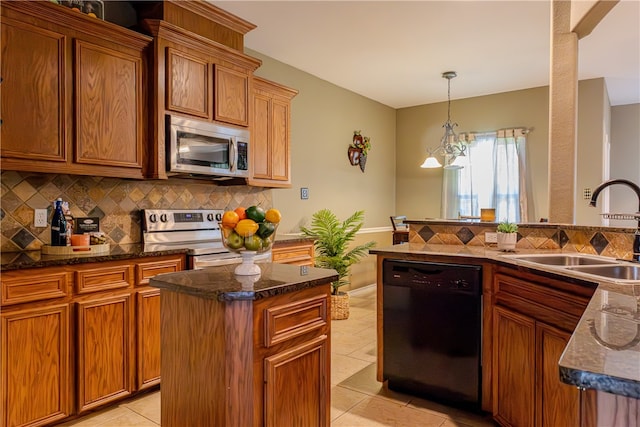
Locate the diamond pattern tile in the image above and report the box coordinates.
[456,227,475,244]
[418,226,435,243]
[12,228,36,249]
[590,232,610,254]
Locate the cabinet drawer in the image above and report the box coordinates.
[263,295,328,348]
[135,257,184,287]
[75,264,132,294]
[272,243,314,266]
[1,270,69,306]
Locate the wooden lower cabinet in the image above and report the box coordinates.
[0,254,184,426]
[76,293,134,412]
[492,269,596,427]
[493,306,536,427]
[136,288,161,390]
[1,304,71,427]
[253,286,330,427]
[263,335,328,427]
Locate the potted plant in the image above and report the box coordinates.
[496,220,518,251]
[300,209,376,320]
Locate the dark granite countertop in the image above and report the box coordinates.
[370,243,640,399]
[150,263,338,301]
[0,238,312,272]
[0,244,188,271]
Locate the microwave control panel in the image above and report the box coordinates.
[237,142,248,171]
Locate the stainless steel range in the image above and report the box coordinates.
[141,209,271,270]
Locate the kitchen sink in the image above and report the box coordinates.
[505,254,619,266]
[566,264,640,282]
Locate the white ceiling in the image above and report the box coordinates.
[212,0,640,108]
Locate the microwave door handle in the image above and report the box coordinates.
[229,139,236,172]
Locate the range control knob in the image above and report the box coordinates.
[207,213,214,222]
[160,213,168,222]
[215,212,222,221]
[148,214,158,223]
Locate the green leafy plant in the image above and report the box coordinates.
[300,209,376,295]
[497,221,518,233]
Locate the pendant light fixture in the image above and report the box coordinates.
[420,71,467,169]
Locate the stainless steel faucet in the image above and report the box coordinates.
[589,179,640,262]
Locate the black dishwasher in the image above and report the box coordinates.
[382,259,482,411]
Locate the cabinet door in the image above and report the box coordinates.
[1,17,67,163]
[166,47,209,118]
[214,64,249,126]
[270,98,290,181]
[263,335,328,427]
[136,289,161,390]
[74,39,143,171]
[252,92,271,179]
[77,293,133,412]
[1,304,71,427]
[536,322,581,427]
[493,306,536,427]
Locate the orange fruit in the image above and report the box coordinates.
[265,208,282,224]
[234,219,259,237]
[221,210,239,229]
[234,207,247,220]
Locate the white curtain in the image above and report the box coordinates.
[450,129,529,223]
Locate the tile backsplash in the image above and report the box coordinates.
[1,171,271,252]
[409,222,637,261]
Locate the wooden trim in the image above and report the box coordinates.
[165,0,257,35]
[573,0,619,39]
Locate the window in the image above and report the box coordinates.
[452,129,528,223]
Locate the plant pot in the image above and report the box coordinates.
[331,292,350,320]
[497,232,517,251]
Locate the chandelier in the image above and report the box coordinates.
[420,71,466,169]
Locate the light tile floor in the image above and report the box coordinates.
[61,285,496,426]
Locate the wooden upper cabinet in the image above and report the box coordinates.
[141,19,261,179]
[1,14,67,163]
[166,47,210,118]
[0,1,151,179]
[74,40,144,169]
[214,64,249,126]
[249,77,298,188]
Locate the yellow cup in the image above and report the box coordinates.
[480,208,496,222]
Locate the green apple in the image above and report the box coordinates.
[226,231,244,250]
[244,234,262,251]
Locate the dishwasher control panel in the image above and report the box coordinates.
[382,259,482,294]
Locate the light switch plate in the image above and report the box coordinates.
[34,209,48,227]
[485,232,498,243]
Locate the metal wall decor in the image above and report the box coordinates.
[348,130,371,173]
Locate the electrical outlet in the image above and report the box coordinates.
[300,187,309,200]
[34,209,48,227]
[583,188,592,200]
[485,232,498,243]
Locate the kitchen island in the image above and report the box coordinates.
[371,237,639,426]
[150,262,338,427]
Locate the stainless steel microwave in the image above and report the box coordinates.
[166,116,250,178]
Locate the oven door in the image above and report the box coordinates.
[191,251,271,270]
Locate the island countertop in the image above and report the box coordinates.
[370,242,640,399]
[150,262,338,301]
